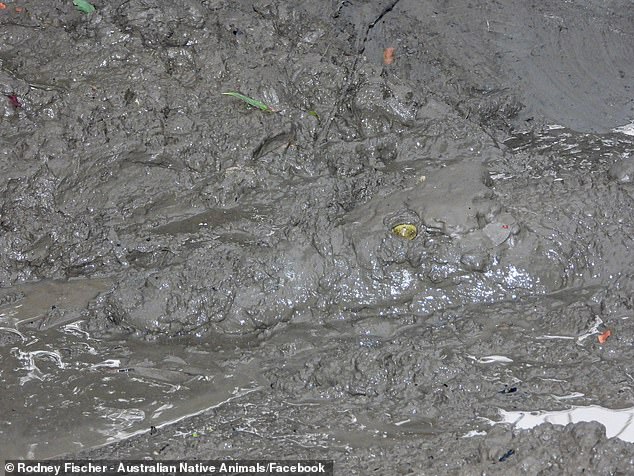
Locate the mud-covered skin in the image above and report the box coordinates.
[2,0,634,469]
[95,155,542,336]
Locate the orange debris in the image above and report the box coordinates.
[0,3,7,9]
[598,329,611,344]
[383,47,396,65]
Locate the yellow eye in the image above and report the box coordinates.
[391,223,418,240]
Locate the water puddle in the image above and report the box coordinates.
[496,405,634,442]
[0,279,263,459]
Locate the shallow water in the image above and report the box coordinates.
[0,279,264,458]
[1,333,260,459]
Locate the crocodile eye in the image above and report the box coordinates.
[391,223,418,240]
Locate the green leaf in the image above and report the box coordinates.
[73,0,96,14]
[222,91,272,112]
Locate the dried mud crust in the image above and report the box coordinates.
[1,0,634,471]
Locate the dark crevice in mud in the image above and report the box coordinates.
[317,0,402,144]
[357,0,402,55]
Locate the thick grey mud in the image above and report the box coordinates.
[2,0,634,473]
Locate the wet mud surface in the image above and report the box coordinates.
[2,0,634,473]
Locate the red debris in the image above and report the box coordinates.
[6,94,21,108]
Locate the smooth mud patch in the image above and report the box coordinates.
[0,279,264,459]
[2,0,634,473]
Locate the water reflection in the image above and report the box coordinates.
[498,405,634,442]
[0,279,261,459]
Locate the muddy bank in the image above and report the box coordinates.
[1,0,634,473]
